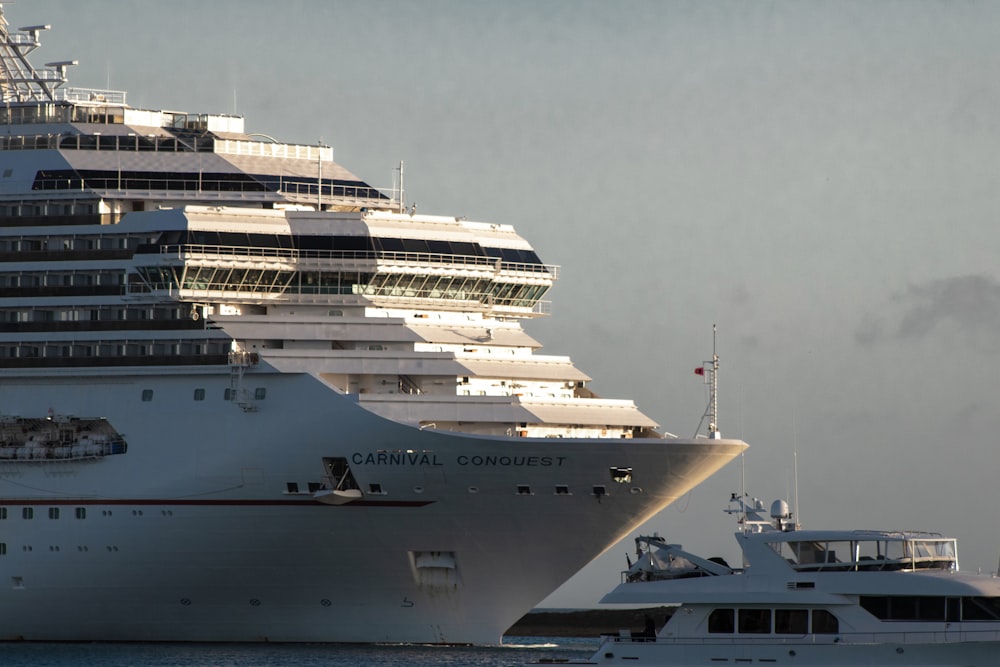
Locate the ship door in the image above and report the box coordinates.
[323,457,360,492]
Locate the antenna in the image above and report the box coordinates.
[397,160,405,213]
[317,137,324,210]
[710,323,719,438]
[793,440,801,529]
[693,324,721,439]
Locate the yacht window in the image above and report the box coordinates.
[860,596,888,619]
[916,596,946,621]
[811,609,839,634]
[707,608,734,633]
[738,608,771,634]
[774,609,808,634]
[861,596,948,621]
[963,597,1000,621]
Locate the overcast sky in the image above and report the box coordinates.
[24,0,1000,608]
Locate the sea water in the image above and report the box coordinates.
[0,636,597,667]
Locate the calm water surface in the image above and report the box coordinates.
[0,637,596,667]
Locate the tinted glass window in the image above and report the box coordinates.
[774,609,808,634]
[377,237,404,252]
[707,608,734,634]
[738,609,771,634]
[812,609,839,634]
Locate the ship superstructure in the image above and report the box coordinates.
[0,7,746,643]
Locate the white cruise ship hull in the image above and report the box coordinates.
[0,370,743,644]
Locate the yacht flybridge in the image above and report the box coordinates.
[577,496,1000,665]
[0,6,746,644]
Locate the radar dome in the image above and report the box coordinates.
[770,499,790,519]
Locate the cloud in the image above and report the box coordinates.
[856,274,1000,347]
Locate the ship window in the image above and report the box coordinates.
[774,609,808,634]
[0,508,6,520]
[0,543,5,555]
[75,508,86,520]
[555,485,571,495]
[254,387,267,400]
[22,508,33,520]
[377,237,404,252]
[811,609,839,634]
[516,485,532,495]
[707,608,734,633]
[286,482,299,494]
[224,388,233,400]
[193,388,206,401]
[592,485,607,497]
[141,389,153,402]
[48,508,60,520]
[738,608,771,634]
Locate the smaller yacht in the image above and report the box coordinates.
[577,495,1000,666]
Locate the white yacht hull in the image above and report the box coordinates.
[591,635,1000,666]
[0,370,744,644]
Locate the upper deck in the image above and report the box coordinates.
[748,529,959,574]
[0,10,394,212]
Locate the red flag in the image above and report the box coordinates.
[694,367,705,376]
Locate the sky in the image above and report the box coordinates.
[21,0,1000,608]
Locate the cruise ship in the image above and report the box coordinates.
[0,6,746,644]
